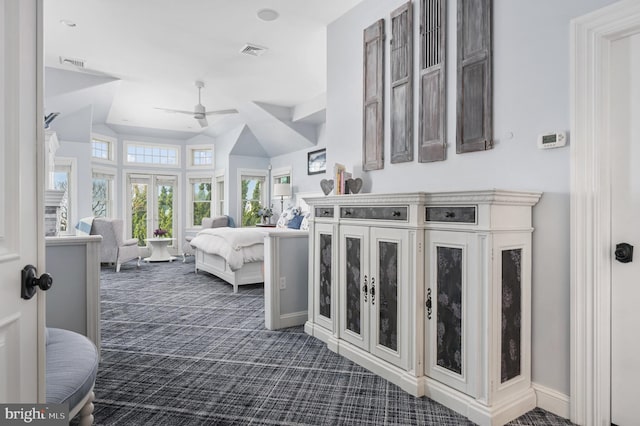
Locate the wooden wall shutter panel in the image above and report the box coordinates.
[419,0,447,163]
[456,0,493,153]
[363,19,385,171]
[390,2,413,164]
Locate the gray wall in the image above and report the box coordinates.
[322,0,618,395]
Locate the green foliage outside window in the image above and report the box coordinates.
[131,184,148,246]
[241,179,262,227]
[157,185,174,238]
[193,182,211,226]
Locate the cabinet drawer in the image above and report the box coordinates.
[340,206,408,221]
[425,206,476,223]
[315,207,334,218]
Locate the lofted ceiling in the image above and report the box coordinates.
[43,0,361,151]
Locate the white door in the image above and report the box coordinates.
[127,173,178,246]
[0,0,45,403]
[610,33,640,426]
[339,225,369,350]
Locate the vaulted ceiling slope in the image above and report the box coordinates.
[44,0,362,156]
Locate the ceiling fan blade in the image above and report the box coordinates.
[154,107,194,115]
[197,117,209,128]
[204,109,239,116]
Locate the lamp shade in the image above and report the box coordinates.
[273,183,291,197]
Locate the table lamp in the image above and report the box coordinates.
[273,183,291,213]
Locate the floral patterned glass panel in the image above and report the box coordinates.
[345,237,362,335]
[378,241,398,352]
[319,234,332,319]
[436,246,463,374]
[501,249,522,383]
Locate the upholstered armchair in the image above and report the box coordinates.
[90,218,140,272]
[182,215,231,262]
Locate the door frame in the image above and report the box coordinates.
[569,1,640,424]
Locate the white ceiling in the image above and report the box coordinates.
[44,0,361,136]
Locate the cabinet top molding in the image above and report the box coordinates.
[303,190,542,207]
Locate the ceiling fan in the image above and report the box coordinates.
[155,81,238,128]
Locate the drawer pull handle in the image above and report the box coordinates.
[344,210,352,216]
[370,278,375,305]
[392,211,401,217]
[323,210,331,216]
[445,211,456,218]
[363,275,368,302]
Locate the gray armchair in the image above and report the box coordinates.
[182,215,230,262]
[90,218,140,272]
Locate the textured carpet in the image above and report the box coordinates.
[81,259,574,425]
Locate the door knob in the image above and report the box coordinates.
[615,243,634,263]
[21,264,53,300]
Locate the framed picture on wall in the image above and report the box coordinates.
[307,149,326,175]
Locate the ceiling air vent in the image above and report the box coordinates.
[59,56,86,68]
[239,43,268,57]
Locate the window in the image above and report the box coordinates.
[127,174,178,246]
[215,174,225,216]
[53,158,76,235]
[91,134,116,164]
[188,145,214,168]
[271,166,292,211]
[239,171,267,227]
[125,141,179,167]
[92,169,115,217]
[188,176,212,227]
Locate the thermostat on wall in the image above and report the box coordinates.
[537,131,567,149]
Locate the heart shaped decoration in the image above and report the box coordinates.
[347,177,363,194]
[320,179,334,196]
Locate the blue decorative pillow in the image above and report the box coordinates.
[287,214,304,229]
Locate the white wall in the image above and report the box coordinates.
[324,0,618,396]
[269,123,327,210]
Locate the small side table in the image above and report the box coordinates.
[144,238,176,262]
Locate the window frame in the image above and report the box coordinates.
[186,173,213,229]
[91,133,117,165]
[215,169,225,217]
[123,170,182,248]
[271,166,292,210]
[187,144,214,169]
[53,157,77,236]
[237,168,268,227]
[123,140,181,168]
[91,166,116,218]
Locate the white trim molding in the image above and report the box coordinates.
[533,383,569,420]
[570,2,640,425]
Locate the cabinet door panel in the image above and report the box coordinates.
[436,245,463,374]
[346,236,363,335]
[370,228,408,368]
[339,226,368,350]
[313,223,336,331]
[425,231,477,396]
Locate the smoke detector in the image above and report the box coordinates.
[239,43,268,57]
[59,56,86,68]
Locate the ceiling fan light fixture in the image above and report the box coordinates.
[257,8,279,22]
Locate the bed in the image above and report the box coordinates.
[190,227,268,293]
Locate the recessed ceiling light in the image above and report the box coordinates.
[257,8,279,22]
[60,19,76,28]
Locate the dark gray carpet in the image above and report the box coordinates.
[82,259,574,425]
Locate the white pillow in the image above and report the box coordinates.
[276,208,294,228]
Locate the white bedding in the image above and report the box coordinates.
[189,228,267,271]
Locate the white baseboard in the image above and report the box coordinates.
[533,383,569,419]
